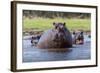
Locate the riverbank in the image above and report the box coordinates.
[23,17,91,31]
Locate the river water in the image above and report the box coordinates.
[22,35,91,62]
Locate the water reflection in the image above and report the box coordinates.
[23,35,91,62]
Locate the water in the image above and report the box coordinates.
[22,35,91,62]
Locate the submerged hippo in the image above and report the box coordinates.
[73,30,84,44]
[36,22,72,49]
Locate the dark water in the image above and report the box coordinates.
[22,35,91,62]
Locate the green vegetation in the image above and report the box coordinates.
[23,17,91,31]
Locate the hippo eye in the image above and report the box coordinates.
[81,31,83,34]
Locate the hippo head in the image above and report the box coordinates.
[73,30,84,44]
[52,22,67,42]
[53,22,66,33]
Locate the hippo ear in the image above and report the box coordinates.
[53,22,56,25]
[63,22,66,26]
[53,22,57,29]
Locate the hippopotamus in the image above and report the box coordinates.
[72,30,84,44]
[36,22,73,49]
[31,35,41,46]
